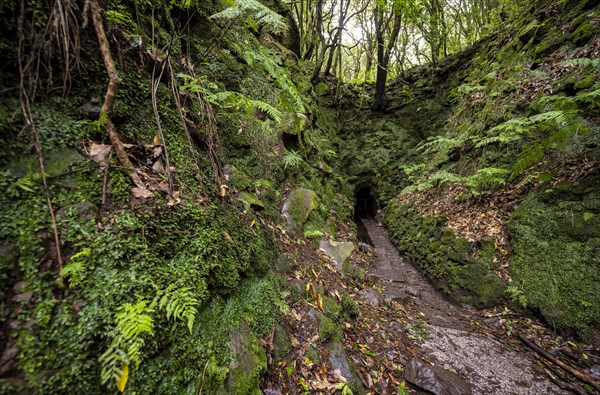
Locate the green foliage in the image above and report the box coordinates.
[463,167,509,191]
[100,301,155,385]
[209,91,282,122]
[509,179,600,337]
[383,201,506,306]
[156,285,200,333]
[60,248,91,288]
[211,0,288,34]
[282,149,303,170]
[506,285,528,308]
[231,42,306,113]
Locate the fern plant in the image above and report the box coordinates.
[155,285,199,333]
[208,91,282,123]
[100,301,155,387]
[282,149,302,170]
[210,0,288,34]
[463,167,510,191]
[230,42,305,113]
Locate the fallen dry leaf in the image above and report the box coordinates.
[131,187,154,199]
[89,143,112,164]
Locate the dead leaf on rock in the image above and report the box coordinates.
[131,187,154,199]
[153,133,162,146]
[152,159,165,174]
[89,143,112,164]
[332,369,347,383]
[220,184,229,197]
[290,336,301,348]
[166,191,181,206]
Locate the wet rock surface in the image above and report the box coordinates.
[319,239,354,271]
[404,358,472,395]
[360,218,566,395]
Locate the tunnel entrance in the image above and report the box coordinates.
[354,185,378,220]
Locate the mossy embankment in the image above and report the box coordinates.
[0,0,354,393]
[338,0,600,337]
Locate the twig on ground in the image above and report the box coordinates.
[518,333,600,392]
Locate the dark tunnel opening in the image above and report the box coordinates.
[354,185,378,221]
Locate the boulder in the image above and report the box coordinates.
[225,325,267,394]
[327,342,366,395]
[238,191,265,212]
[404,358,472,395]
[282,188,319,230]
[319,239,354,271]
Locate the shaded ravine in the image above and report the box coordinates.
[360,218,565,395]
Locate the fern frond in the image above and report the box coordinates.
[250,99,282,123]
[157,286,199,334]
[208,90,282,122]
[210,0,288,34]
[463,167,510,191]
[282,149,302,170]
[115,301,155,340]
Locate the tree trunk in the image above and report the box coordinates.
[373,4,402,111]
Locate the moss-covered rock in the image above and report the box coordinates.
[311,310,342,343]
[509,176,600,337]
[224,164,253,192]
[224,325,267,395]
[238,191,265,211]
[282,188,319,230]
[322,295,342,322]
[339,289,360,318]
[319,239,354,271]
[272,323,292,361]
[326,342,366,395]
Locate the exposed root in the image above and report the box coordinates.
[18,0,63,271]
[89,0,145,190]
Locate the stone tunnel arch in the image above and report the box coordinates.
[354,183,378,220]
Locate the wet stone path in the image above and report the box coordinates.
[360,218,566,395]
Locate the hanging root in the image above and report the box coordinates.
[168,58,205,195]
[89,0,146,190]
[17,0,64,270]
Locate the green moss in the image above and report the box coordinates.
[339,290,360,318]
[238,191,265,211]
[225,326,267,395]
[572,21,595,47]
[509,176,600,337]
[272,323,292,361]
[322,295,342,322]
[384,200,506,307]
[315,311,342,343]
[314,82,329,96]
[304,345,320,365]
[283,188,319,229]
[574,75,596,91]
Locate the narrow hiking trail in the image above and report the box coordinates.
[360,218,565,395]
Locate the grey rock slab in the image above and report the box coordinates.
[405,357,472,395]
[319,239,354,271]
[360,288,382,307]
[327,342,366,395]
[422,325,567,395]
